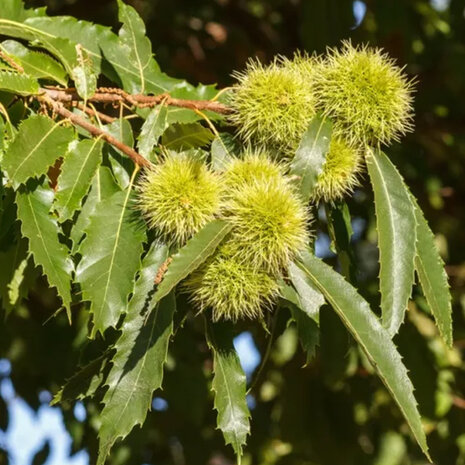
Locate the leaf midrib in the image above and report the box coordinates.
[369,152,397,327]
[59,138,101,214]
[156,222,232,301]
[295,116,328,194]
[11,119,65,181]
[107,303,161,441]
[25,194,68,299]
[97,185,132,317]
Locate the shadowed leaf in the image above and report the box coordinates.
[206,319,250,462]
[97,243,173,465]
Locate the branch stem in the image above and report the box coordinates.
[42,95,152,168]
[41,87,231,114]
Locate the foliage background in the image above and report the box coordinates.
[1,0,465,464]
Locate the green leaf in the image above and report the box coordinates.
[0,0,45,22]
[162,123,215,151]
[104,119,135,189]
[296,250,430,460]
[288,261,324,324]
[280,282,320,363]
[137,105,168,159]
[206,320,250,462]
[289,115,332,202]
[25,15,106,75]
[76,188,146,336]
[7,255,28,307]
[9,17,102,99]
[210,134,237,171]
[0,237,29,314]
[0,16,102,99]
[97,243,174,465]
[0,70,38,95]
[72,46,97,100]
[16,182,73,313]
[0,19,73,70]
[99,0,180,94]
[366,150,417,337]
[1,40,67,85]
[4,114,74,185]
[411,195,453,347]
[150,219,232,307]
[52,353,111,405]
[54,138,103,221]
[70,166,120,251]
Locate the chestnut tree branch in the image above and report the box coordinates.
[41,95,152,168]
[37,85,232,168]
[41,87,232,114]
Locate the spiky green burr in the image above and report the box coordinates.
[314,41,415,146]
[224,175,310,274]
[312,137,364,202]
[185,245,279,321]
[137,152,223,244]
[224,148,285,187]
[229,58,317,154]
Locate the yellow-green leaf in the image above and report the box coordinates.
[54,138,103,221]
[4,114,74,185]
[0,70,38,95]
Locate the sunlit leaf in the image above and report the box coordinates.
[54,138,103,221]
[3,114,74,185]
[137,105,168,159]
[1,40,67,85]
[70,166,121,251]
[289,115,332,202]
[0,70,38,95]
[76,188,146,335]
[366,149,416,336]
[16,182,73,313]
[99,0,180,94]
